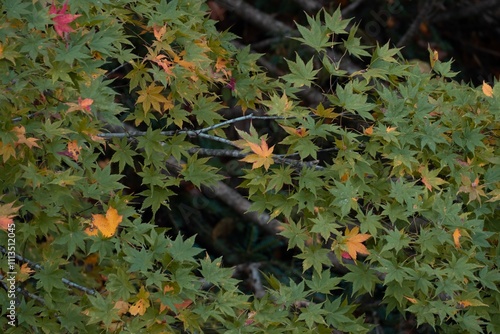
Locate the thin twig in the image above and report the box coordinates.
[291,0,323,13]
[0,273,46,304]
[215,0,362,75]
[397,0,435,48]
[341,0,369,17]
[0,246,97,296]
[431,0,500,23]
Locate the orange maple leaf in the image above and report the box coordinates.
[339,226,371,261]
[67,140,81,161]
[58,140,81,161]
[50,1,81,39]
[0,199,22,230]
[240,137,274,170]
[214,57,232,78]
[66,97,93,114]
[152,54,174,76]
[363,125,374,135]
[85,207,123,237]
[482,81,493,97]
[153,25,167,41]
[17,263,35,283]
[159,284,193,313]
[281,125,308,137]
[453,228,461,249]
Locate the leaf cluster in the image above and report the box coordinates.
[0,2,499,333]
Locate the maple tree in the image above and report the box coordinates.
[0,1,499,333]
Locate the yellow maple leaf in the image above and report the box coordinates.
[13,125,40,149]
[240,137,274,170]
[340,226,371,261]
[482,81,493,97]
[0,142,16,162]
[136,84,169,113]
[129,286,151,316]
[129,299,148,316]
[85,207,123,237]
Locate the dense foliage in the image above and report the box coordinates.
[0,0,499,333]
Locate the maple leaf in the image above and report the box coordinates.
[457,175,486,204]
[85,207,123,237]
[136,84,169,113]
[363,125,374,135]
[58,140,81,161]
[129,286,150,316]
[453,228,461,249]
[66,97,93,114]
[0,142,16,162]
[419,166,447,191]
[281,125,309,137]
[429,47,439,68]
[214,57,232,78]
[240,137,274,170]
[17,263,35,283]
[152,54,174,77]
[50,1,81,39]
[313,103,339,119]
[13,125,40,149]
[482,81,493,97]
[337,226,371,261]
[0,198,22,230]
[153,25,167,41]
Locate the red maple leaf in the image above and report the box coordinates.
[50,1,81,39]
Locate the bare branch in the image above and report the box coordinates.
[0,246,98,296]
[292,0,323,13]
[215,0,362,75]
[397,0,436,48]
[431,0,500,23]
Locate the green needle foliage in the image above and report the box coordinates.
[0,1,499,333]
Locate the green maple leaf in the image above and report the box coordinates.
[294,12,331,52]
[282,54,320,88]
[295,245,331,274]
[279,219,308,251]
[168,234,203,263]
[419,166,447,191]
[342,23,371,59]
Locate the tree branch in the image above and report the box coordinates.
[0,246,98,296]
